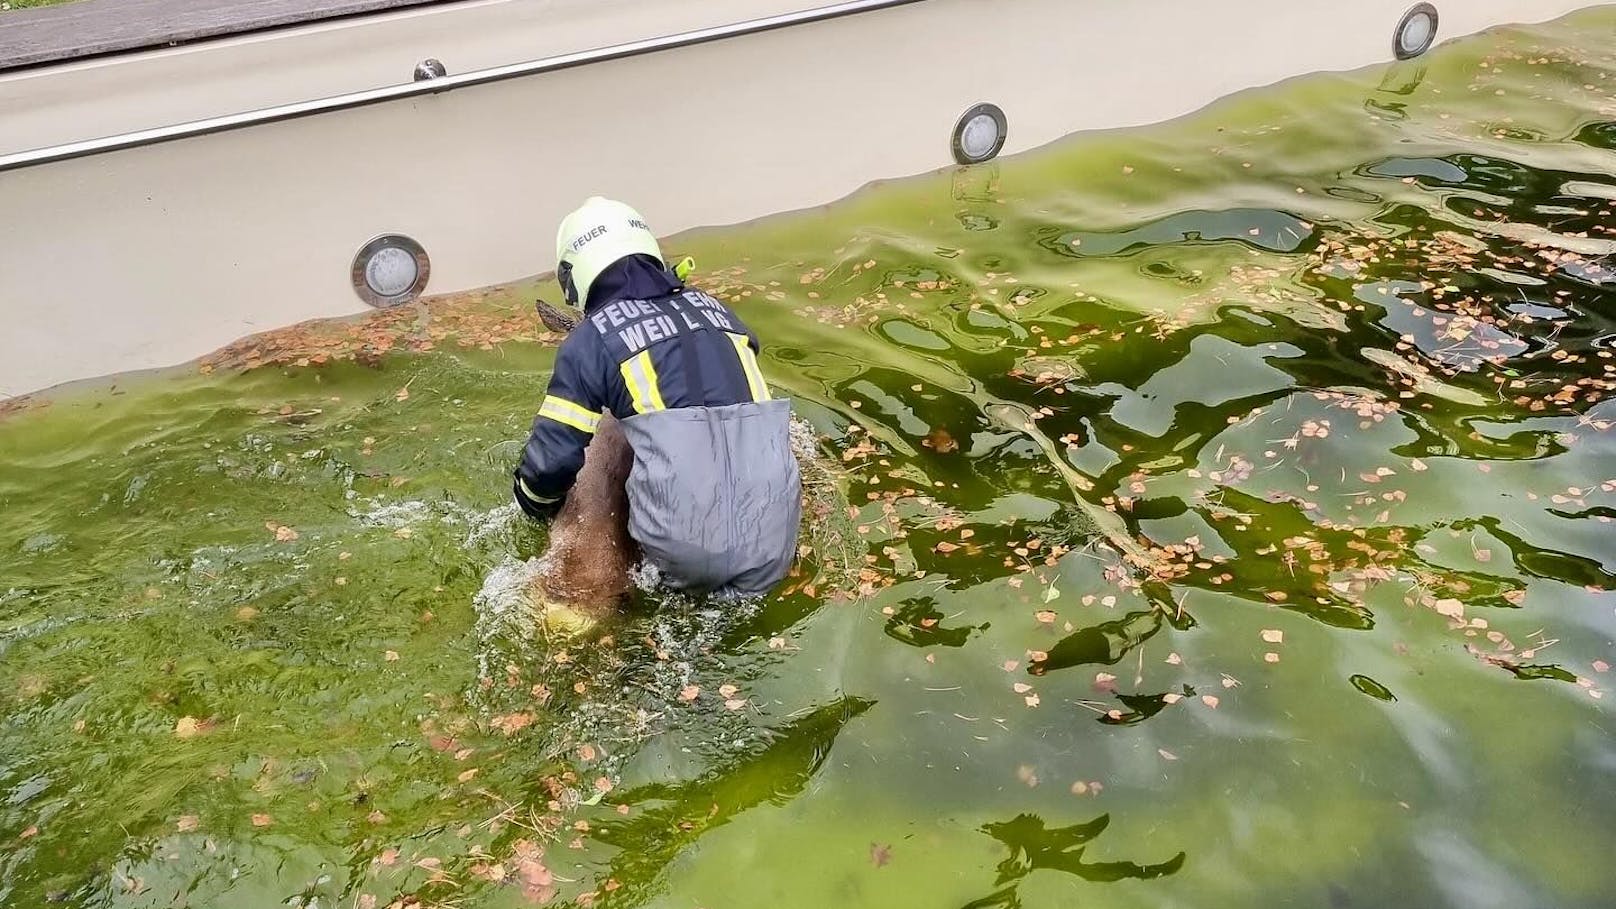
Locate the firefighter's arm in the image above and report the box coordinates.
[513,332,606,519]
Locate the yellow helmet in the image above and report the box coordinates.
[554,197,663,307]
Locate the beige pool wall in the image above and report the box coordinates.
[0,0,1603,398]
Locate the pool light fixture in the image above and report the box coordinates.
[1393,3,1439,60]
[414,58,448,81]
[952,103,1007,165]
[351,234,430,307]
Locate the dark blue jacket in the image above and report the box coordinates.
[513,256,769,513]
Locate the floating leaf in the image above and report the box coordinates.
[491,712,534,736]
[1433,598,1465,618]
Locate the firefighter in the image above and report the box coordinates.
[514,197,801,597]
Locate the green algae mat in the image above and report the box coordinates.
[3,9,1615,908]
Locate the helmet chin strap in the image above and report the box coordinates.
[558,261,579,306]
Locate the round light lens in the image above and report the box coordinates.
[951,103,1008,165]
[351,234,430,307]
[1394,4,1439,59]
[960,114,1001,160]
[365,246,419,298]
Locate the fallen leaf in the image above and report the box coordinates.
[174,716,204,739]
[377,847,399,867]
[491,712,534,735]
[718,684,739,699]
[1201,695,1220,709]
[577,744,597,761]
[593,776,613,794]
[358,895,378,909]
[1002,660,1020,672]
[1012,682,1033,694]
[394,386,410,402]
[1165,652,1182,665]
[1034,610,1057,625]
[367,810,388,825]
[1163,693,1183,704]
[678,685,700,702]
[1593,660,1609,673]
[1261,629,1284,644]
[271,524,298,542]
[1023,694,1041,707]
[20,825,38,839]
[457,768,479,782]
[1433,598,1465,618]
[724,698,747,711]
[870,842,892,867]
[1157,749,1178,761]
[384,650,400,662]
[1264,652,1281,664]
[176,815,200,832]
[251,814,273,828]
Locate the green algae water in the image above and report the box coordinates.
[5,11,1616,908]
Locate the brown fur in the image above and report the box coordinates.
[534,411,640,618]
[528,299,640,622]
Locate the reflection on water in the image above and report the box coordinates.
[3,8,1616,909]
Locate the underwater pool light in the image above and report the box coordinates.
[351,234,430,308]
[1394,3,1439,60]
[952,103,1007,165]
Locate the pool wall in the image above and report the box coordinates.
[0,0,1603,397]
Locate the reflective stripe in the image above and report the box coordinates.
[517,476,559,504]
[538,395,601,434]
[727,332,771,402]
[620,350,667,414]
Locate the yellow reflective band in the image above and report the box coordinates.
[620,350,666,414]
[727,332,771,402]
[517,477,559,504]
[538,395,601,434]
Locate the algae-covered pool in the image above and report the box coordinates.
[4,9,1616,908]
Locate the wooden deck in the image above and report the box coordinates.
[0,0,454,71]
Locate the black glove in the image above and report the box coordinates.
[513,474,562,521]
